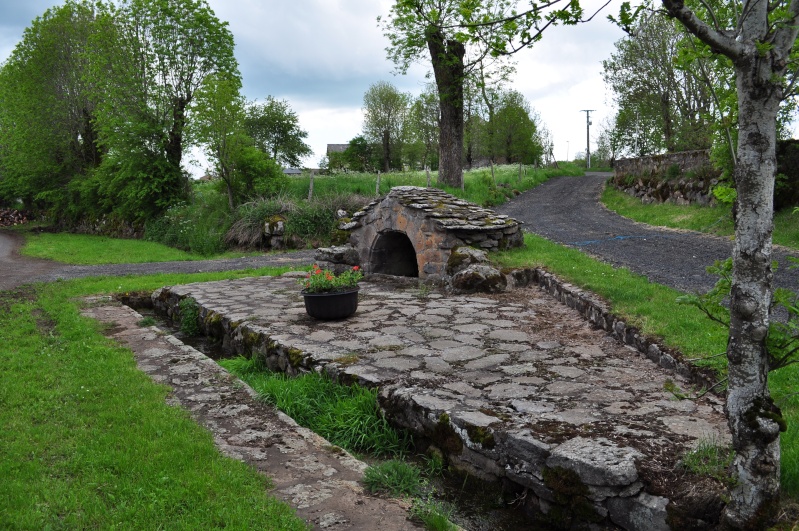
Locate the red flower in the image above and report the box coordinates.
[353,266,360,271]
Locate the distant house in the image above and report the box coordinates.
[282,168,303,176]
[326,144,349,156]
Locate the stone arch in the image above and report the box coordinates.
[368,230,419,277]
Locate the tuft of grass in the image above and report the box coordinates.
[137,316,156,327]
[178,297,201,336]
[221,356,410,456]
[411,498,461,531]
[363,460,424,497]
[680,439,736,485]
[0,269,307,530]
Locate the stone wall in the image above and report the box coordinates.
[611,151,721,206]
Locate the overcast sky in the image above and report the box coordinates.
[0,0,627,173]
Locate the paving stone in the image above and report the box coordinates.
[439,346,486,362]
[485,383,537,400]
[548,365,586,378]
[464,354,510,370]
[373,357,422,371]
[488,329,529,342]
[547,437,643,487]
[424,357,453,374]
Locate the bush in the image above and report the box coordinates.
[144,184,231,255]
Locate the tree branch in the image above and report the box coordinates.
[661,0,744,60]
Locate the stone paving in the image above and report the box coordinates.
[151,272,732,529]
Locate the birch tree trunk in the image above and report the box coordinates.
[723,48,783,531]
[660,0,799,526]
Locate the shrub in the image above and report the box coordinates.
[363,460,423,497]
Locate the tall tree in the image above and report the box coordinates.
[407,84,440,170]
[380,0,585,187]
[0,1,103,210]
[486,90,540,164]
[362,81,411,173]
[89,0,237,222]
[603,12,716,154]
[635,0,799,525]
[244,97,312,168]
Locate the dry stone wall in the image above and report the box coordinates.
[611,151,721,206]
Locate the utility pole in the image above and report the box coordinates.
[581,110,594,169]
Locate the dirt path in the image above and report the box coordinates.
[0,229,316,290]
[497,172,799,294]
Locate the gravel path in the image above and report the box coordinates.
[496,172,799,294]
[0,230,315,290]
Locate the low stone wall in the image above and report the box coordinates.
[612,151,721,206]
[507,269,719,392]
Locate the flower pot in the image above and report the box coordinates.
[301,287,359,320]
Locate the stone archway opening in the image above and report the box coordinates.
[370,230,419,277]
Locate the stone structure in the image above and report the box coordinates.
[337,186,523,280]
[611,150,722,206]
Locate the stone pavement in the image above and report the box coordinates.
[151,272,732,529]
[82,300,420,531]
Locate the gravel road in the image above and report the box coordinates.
[3,173,798,295]
[496,172,799,294]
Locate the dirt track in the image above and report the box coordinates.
[496,172,799,294]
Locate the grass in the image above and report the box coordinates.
[19,231,260,264]
[601,186,799,250]
[220,356,410,457]
[680,438,736,485]
[282,163,584,208]
[0,267,308,530]
[493,232,799,497]
[363,460,424,497]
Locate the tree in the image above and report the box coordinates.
[362,81,411,173]
[0,1,103,211]
[407,84,440,170]
[603,12,716,155]
[380,0,585,188]
[244,97,312,168]
[636,0,799,525]
[89,0,238,222]
[488,90,540,164]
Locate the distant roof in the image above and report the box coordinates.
[327,144,349,154]
[282,168,302,175]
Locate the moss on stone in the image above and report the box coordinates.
[433,413,463,454]
[465,425,496,449]
[287,347,303,368]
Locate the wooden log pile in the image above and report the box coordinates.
[0,209,34,227]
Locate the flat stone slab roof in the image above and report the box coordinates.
[152,272,731,528]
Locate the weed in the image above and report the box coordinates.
[410,498,460,531]
[220,356,410,456]
[137,316,156,327]
[363,460,424,497]
[423,450,446,477]
[664,378,689,400]
[680,439,735,485]
[178,297,201,336]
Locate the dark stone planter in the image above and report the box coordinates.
[301,287,360,320]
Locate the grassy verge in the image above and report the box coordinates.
[18,232,261,264]
[601,186,799,250]
[0,268,308,530]
[494,232,799,496]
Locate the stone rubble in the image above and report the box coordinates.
[151,272,732,529]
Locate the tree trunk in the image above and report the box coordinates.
[722,50,784,530]
[382,129,390,173]
[426,26,464,188]
[166,97,187,168]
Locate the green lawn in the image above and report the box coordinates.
[601,186,799,250]
[18,232,261,264]
[0,268,308,530]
